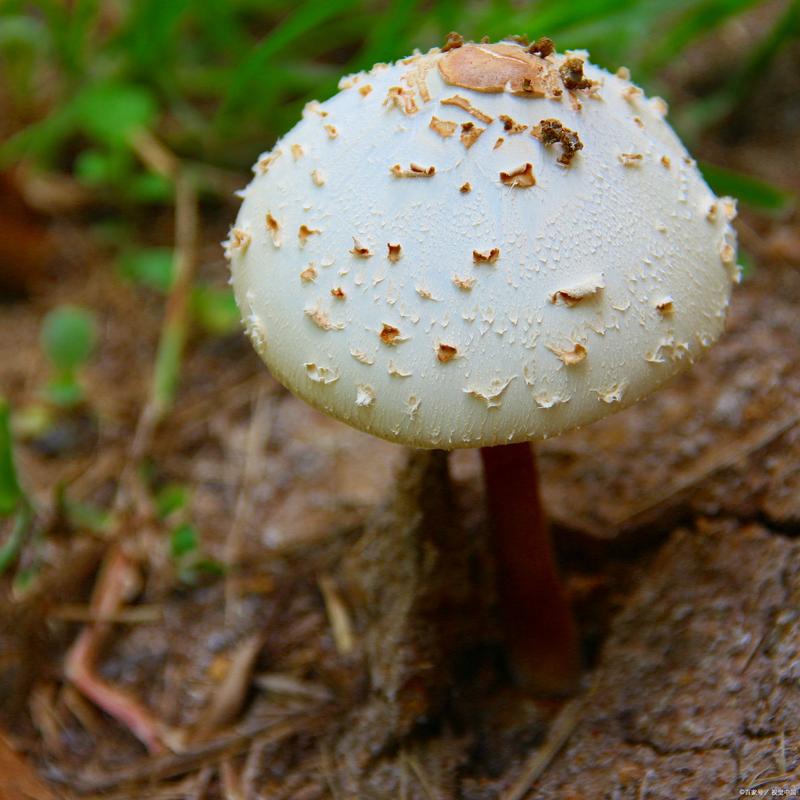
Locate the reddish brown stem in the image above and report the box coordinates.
[480,442,580,694]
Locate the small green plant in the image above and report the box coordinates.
[40,305,97,408]
[153,481,224,584]
[169,520,225,584]
[0,398,34,575]
[119,247,240,336]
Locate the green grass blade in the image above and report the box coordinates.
[219,0,360,120]
[0,399,22,516]
[701,161,796,213]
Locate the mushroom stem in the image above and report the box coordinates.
[480,442,580,694]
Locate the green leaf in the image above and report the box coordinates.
[152,323,184,413]
[0,505,32,574]
[170,521,198,558]
[12,564,39,594]
[155,483,189,519]
[220,0,360,119]
[40,306,97,373]
[75,82,158,147]
[701,162,796,214]
[74,148,117,185]
[44,376,84,408]
[57,486,112,534]
[191,286,240,335]
[126,171,173,203]
[0,399,22,516]
[119,248,175,292]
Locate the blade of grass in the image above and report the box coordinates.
[0,399,22,516]
[686,0,800,129]
[701,161,796,214]
[640,0,763,74]
[0,504,33,574]
[354,0,425,71]
[218,0,360,122]
[150,171,198,422]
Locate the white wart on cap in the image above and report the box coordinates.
[226,39,739,449]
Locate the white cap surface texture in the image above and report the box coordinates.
[227,41,738,449]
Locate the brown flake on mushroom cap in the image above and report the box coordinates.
[459,122,485,149]
[499,114,528,134]
[531,118,583,165]
[500,163,536,188]
[436,343,458,363]
[559,56,595,91]
[441,95,493,123]
[228,38,737,449]
[473,248,500,264]
[438,42,563,98]
[298,224,320,246]
[527,36,555,58]
[429,116,457,137]
[390,163,436,178]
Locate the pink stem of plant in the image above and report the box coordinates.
[64,546,170,754]
[480,442,580,694]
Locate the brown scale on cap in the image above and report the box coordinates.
[442,31,464,52]
[429,116,457,137]
[291,143,304,160]
[311,169,326,186]
[527,36,555,58]
[559,57,594,92]
[437,343,458,363]
[390,163,436,178]
[387,243,402,262]
[493,137,505,150]
[473,247,500,264]
[499,114,528,134]
[660,155,671,169]
[255,150,281,174]
[531,119,583,166]
[460,122,485,149]
[452,274,476,290]
[350,348,374,365]
[265,213,281,246]
[619,152,643,167]
[330,287,346,299]
[622,86,643,103]
[224,228,251,259]
[547,341,587,365]
[438,43,563,98]
[441,95,493,124]
[549,275,604,306]
[384,86,419,115]
[500,163,536,187]
[358,84,373,97]
[459,182,472,193]
[299,264,317,283]
[655,297,674,315]
[324,124,338,139]
[350,237,373,257]
[305,304,343,331]
[298,224,320,246]
[380,323,403,345]
[304,101,328,117]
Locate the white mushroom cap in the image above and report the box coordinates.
[227,40,738,450]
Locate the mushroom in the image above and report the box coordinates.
[227,37,737,693]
